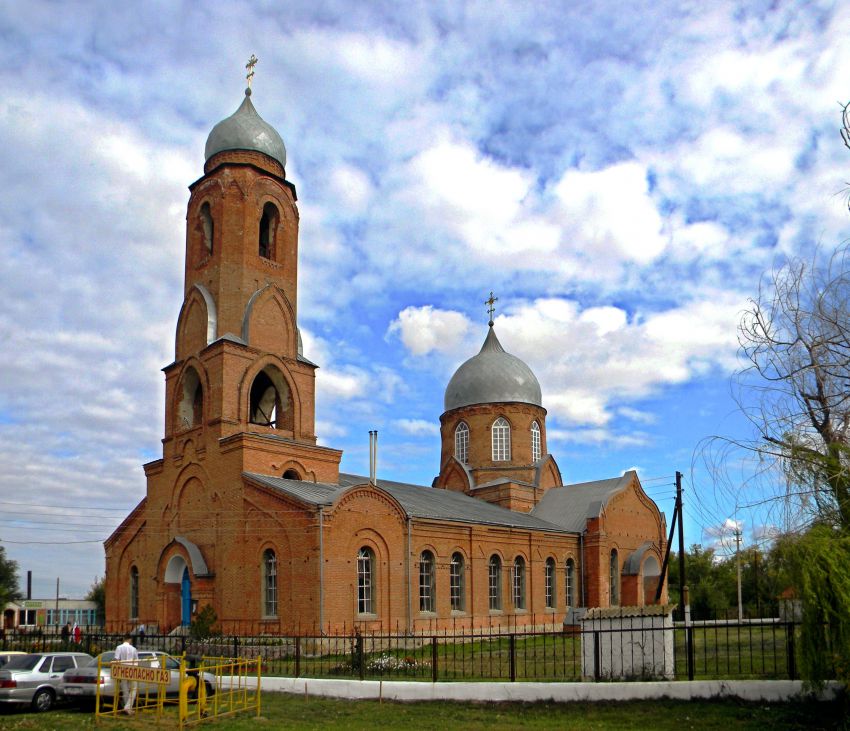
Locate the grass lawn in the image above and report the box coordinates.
[0,693,843,730]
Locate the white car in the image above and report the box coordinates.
[0,651,93,711]
[60,650,216,706]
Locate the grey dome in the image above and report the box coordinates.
[205,89,287,169]
[444,326,542,412]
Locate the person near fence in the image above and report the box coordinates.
[114,633,139,715]
[61,623,70,644]
[73,622,81,643]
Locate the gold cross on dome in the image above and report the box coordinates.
[246,54,258,87]
[485,291,499,324]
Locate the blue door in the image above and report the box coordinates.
[181,567,191,626]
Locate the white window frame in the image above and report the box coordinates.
[531,421,541,462]
[512,556,526,610]
[492,417,511,461]
[358,547,375,614]
[566,558,576,607]
[419,550,436,613]
[450,553,465,612]
[454,422,469,464]
[263,549,278,617]
[488,555,502,610]
[545,557,555,608]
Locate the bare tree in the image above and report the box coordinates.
[708,245,850,532]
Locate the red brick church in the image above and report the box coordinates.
[104,78,667,634]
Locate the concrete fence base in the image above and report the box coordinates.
[256,677,841,703]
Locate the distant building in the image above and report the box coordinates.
[104,81,667,634]
[2,599,99,630]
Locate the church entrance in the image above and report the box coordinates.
[163,554,192,630]
[181,567,191,626]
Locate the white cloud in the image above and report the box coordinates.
[393,419,440,437]
[553,161,667,264]
[387,305,471,356]
[393,293,744,428]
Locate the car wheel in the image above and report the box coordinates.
[31,688,55,712]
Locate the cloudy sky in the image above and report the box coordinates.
[1,1,848,598]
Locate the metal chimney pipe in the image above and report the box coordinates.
[369,430,378,485]
[27,570,32,600]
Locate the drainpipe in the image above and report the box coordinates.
[579,532,586,607]
[406,516,412,633]
[318,508,325,633]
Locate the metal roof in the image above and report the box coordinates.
[244,471,573,533]
[444,325,542,412]
[205,89,287,168]
[529,473,635,532]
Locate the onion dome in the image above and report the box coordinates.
[204,88,287,169]
[444,325,542,412]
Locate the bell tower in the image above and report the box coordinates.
[157,64,341,484]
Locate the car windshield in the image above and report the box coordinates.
[4,655,42,671]
[87,651,116,666]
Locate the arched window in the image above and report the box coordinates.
[450,553,465,612]
[263,549,277,617]
[610,549,620,606]
[454,422,469,464]
[130,566,139,620]
[259,202,278,259]
[492,417,511,461]
[419,550,436,613]
[566,558,576,607]
[177,367,203,430]
[488,555,502,610]
[545,557,556,608]
[357,547,375,614]
[200,202,214,254]
[531,421,541,462]
[249,367,293,430]
[512,556,526,610]
[282,469,300,480]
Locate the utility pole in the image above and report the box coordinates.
[753,549,760,617]
[676,471,687,621]
[735,524,743,622]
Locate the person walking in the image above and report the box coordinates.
[114,633,139,715]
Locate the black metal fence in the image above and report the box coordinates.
[0,619,811,683]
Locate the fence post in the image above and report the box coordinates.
[786,623,796,681]
[686,626,694,681]
[431,637,438,683]
[593,631,601,682]
[234,635,240,659]
[508,634,517,682]
[356,634,365,681]
[295,636,301,678]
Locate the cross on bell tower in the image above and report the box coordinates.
[485,291,499,326]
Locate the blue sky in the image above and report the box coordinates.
[1,1,848,598]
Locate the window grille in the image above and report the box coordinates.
[488,555,502,610]
[419,551,436,612]
[531,421,541,462]
[492,417,511,461]
[545,557,555,608]
[358,547,375,614]
[263,549,277,617]
[610,549,620,606]
[566,558,576,607]
[454,422,469,464]
[450,553,465,611]
[512,556,526,610]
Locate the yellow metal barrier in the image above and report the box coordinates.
[95,654,171,722]
[178,655,262,727]
[94,654,262,728]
